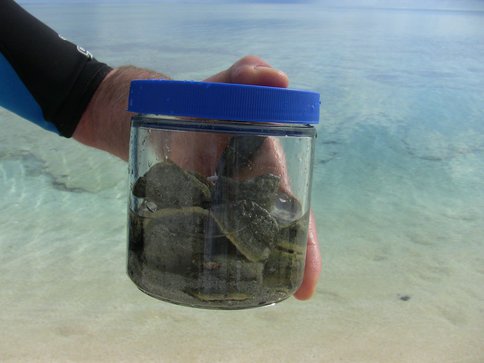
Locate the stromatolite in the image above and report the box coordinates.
[132,159,211,208]
[214,173,280,210]
[211,200,278,262]
[128,159,308,307]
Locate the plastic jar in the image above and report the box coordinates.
[127,80,320,309]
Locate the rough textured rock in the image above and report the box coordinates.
[132,160,211,208]
[128,159,309,308]
[211,200,278,262]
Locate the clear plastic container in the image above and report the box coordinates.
[127,80,320,309]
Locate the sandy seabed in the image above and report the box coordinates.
[0,113,483,362]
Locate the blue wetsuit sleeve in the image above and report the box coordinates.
[0,52,58,133]
[0,0,112,137]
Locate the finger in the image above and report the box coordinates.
[204,55,289,88]
[294,210,322,300]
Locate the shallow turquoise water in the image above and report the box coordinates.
[1,1,483,362]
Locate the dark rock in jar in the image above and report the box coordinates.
[211,200,278,262]
[132,159,211,209]
[214,174,280,210]
[129,158,308,308]
[142,207,209,273]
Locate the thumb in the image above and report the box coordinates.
[204,55,289,88]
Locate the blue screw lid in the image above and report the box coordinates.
[128,80,320,124]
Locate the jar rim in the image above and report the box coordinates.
[131,115,316,138]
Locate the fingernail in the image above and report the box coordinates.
[254,64,271,70]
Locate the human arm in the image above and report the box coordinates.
[0,0,111,136]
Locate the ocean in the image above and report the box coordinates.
[1,1,483,362]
